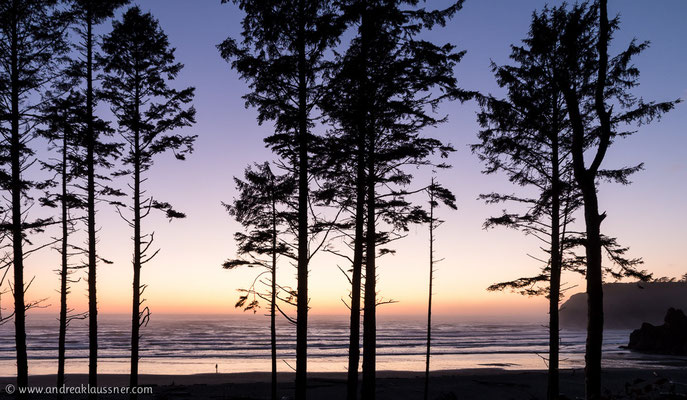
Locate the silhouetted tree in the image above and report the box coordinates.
[0,0,70,388]
[218,2,344,398]
[551,1,679,398]
[223,162,296,400]
[39,91,90,388]
[347,1,466,400]
[99,6,196,390]
[473,16,581,398]
[316,21,368,397]
[423,179,456,400]
[68,0,129,390]
[323,3,469,399]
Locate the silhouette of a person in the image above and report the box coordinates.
[215,364,218,374]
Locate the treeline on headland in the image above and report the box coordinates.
[560,281,687,329]
[0,1,680,400]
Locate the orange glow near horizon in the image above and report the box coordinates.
[32,293,549,320]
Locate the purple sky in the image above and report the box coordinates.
[22,0,687,318]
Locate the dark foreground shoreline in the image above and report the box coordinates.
[2,368,687,399]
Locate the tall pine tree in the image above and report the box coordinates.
[473,13,579,398]
[320,2,469,398]
[218,2,343,397]
[99,6,196,389]
[551,1,679,398]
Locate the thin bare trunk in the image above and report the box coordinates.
[423,183,435,400]
[57,131,69,388]
[271,193,278,400]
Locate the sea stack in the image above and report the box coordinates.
[627,308,687,355]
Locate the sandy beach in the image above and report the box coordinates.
[2,368,687,399]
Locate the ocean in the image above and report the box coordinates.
[0,314,684,376]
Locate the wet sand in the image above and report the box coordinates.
[2,368,687,399]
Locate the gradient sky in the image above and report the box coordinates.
[13,0,687,321]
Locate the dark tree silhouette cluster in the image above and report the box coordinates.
[0,2,680,400]
[473,2,679,399]
[221,1,678,400]
[0,2,195,396]
[218,2,344,397]
[222,2,467,400]
[0,0,71,389]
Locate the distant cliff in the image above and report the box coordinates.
[559,282,687,329]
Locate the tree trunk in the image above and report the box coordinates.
[57,130,69,388]
[10,3,29,387]
[361,137,376,400]
[584,3,609,398]
[271,194,278,400]
[84,11,99,396]
[582,182,603,400]
[347,3,369,398]
[295,0,309,398]
[130,88,142,393]
[346,136,366,400]
[563,88,606,400]
[423,183,435,400]
[547,135,561,400]
[560,54,607,400]
[562,88,605,400]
